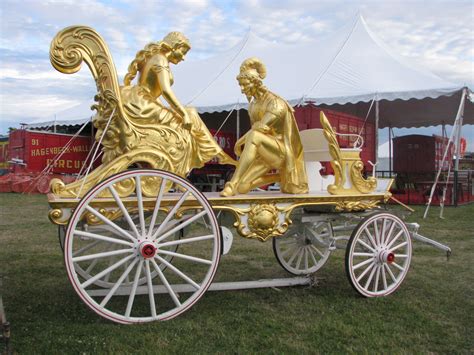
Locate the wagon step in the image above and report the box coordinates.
[86,277,312,297]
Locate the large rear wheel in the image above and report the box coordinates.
[64,169,221,323]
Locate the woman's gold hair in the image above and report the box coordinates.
[124,32,190,86]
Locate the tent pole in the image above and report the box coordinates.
[389,125,392,177]
[423,88,467,218]
[375,95,379,170]
[453,87,467,207]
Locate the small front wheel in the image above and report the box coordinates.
[273,221,332,275]
[345,212,412,297]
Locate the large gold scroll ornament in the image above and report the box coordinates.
[320,112,377,195]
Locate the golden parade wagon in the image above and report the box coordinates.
[46,26,450,324]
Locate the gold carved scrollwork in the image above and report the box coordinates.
[320,112,344,192]
[350,161,377,194]
[246,204,289,242]
[320,112,377,195]
[84,208,123,225]
[335,200,380,212]
[48,209,65,225]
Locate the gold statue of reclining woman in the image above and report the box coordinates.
[49,26,236,198]
[221,58,308,196]
[121,31,236,172]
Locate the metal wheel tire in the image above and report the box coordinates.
[345,212,412,297]
[273,221,332,275]
[64,169,221,324]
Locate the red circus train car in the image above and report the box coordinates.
[8,129,94,174]
[393,134,454,173]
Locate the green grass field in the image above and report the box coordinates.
[0,193,473,354]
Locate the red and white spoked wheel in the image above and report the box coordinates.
[345,212,412,297]
[65,169,221,324]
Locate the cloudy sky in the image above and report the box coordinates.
[0,0,473,146]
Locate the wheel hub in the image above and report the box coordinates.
[139,242,157,259]
[378,250,395,264]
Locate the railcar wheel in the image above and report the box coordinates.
[345,212,412,297]
[64,169,221,324]
[273,221,332,275]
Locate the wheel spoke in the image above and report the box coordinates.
[373,265,381,292]
[72,240,102,257]
[108,185,141,238]
[308,247,318,266]
[373,220,380,245]
[353,257,374,270]
[151,259,181,307]
[125,259,144,318]
[135,176,147,237]
[280,245,297,258]
[147,177,168,237]
[103,255,116,283]
[158,234,214,248]
[394,254,409,258]
[304,247,309,270]
[390,241,408,253]
[85,206,136,242]
[145,260,157,318]
[353,252,374,257]
[386,229,404,250]
[74,230,134,247]
[310,244,324,258]
[380,218,387,245]
[72,248,133,263]
[278,237,299,246]
[154,255,200,290]
[295,248,304,270]
[81,254,135,289]
[392,262,405,272]
[287,247,302,266]
[356,262,375,282]
[364,264,377,290]
[383,220,396,246]
[356,238,375,253]
[364,227,377,248]
[150,191,190,241]
[155,210,208,243]
[381,264,388,290]
[85,257,99,274]
[100,259,138,307]
[384,263,397,283]
[158,249,212,265]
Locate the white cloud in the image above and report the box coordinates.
[0,0,473,133]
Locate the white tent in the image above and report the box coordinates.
[29,15,472,130]
[171,15,472,128]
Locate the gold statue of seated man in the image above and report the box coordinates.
[221,58,308,196]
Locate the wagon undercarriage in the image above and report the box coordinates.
[48,169,450,324]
